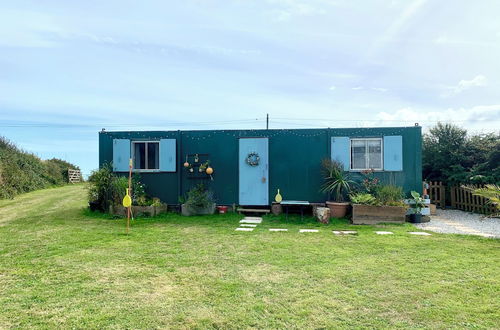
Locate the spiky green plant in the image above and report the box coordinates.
[320,158,356,202]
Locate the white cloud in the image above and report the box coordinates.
[376,105,500,131]
[352,86,363,90]
[442,75,487,97]
[329,85,336,90]
[371,87,388,92]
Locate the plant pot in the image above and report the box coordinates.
[326,201,349,218]
[217,205,228,214]
[351,204,407,224]
[409,213,422,223]
[181,203,216,216]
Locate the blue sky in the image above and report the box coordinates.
[1,0,499,176]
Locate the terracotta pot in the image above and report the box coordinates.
[326,201,349,218]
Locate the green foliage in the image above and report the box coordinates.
[87,163,148,212]
[350,193,377,205]
[464,184,500,216]
[375,185,405,207]
[0,136,81,199]
[409,191,426,214]
[320,158,356,202]
[423,123,500,184]
[185,184,215,209]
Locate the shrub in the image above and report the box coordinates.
[87,164,149,212]
[0,136,80,199]
[375,185,405,207]
[185,184,215,209]
[350,193,377,205]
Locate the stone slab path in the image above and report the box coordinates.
[240,219,262,224]
[235,227,254,232]
[332,230,357,235]
[408,232,432,236]
[269,228,288,232]
[299,229,319,233]
[375,231,393,235]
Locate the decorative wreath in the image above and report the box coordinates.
[245,152,260,166]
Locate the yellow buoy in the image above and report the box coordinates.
[275,189,282,203]
[122,188,132,207]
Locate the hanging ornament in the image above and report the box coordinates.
[183,155,190,168]
[206,166,213,175]
[194,154,199,162]
[246,152,260,166]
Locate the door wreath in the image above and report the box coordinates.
[246,152,260,166]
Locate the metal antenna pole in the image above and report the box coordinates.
[266,114,269,129]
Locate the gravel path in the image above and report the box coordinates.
[415,209,500,238]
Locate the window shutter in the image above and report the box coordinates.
[383,136,403,171]
[160,139,176,172]
[331,137,350,170]
[112,139,131,172]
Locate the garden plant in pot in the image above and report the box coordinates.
[181,183,216,216]
[409,191,426,223]
[320,159,355,218]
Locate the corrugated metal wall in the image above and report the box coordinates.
[99,127,422,205]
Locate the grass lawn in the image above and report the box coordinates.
[0,185,499,329]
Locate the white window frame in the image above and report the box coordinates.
[349,138,383,171]
[131,141,160,172]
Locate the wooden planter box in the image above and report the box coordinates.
[110,204,168,217]
[181,203,216,216]
[351,204,406,224]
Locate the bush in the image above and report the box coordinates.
[350,193,377,205]
[375,185,405,207]
[185,184,215,209]
[87,163,148,212]
[0,136,81,199]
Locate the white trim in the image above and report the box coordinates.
[131,141,160,172]
[349,138,383,171]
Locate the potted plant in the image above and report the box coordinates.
[320,159,355,218]
[181,184,216,216]
[408,191,426,223]
[350,185,407,224]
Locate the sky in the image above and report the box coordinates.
[0,0,499,177]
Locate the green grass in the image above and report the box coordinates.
[0,185,499,329]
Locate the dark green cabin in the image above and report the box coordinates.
[99,126,422,205]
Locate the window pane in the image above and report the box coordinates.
[368,140,382,169]
[351,140,366,169]
[147,143,159,169]
[134,143,146,169]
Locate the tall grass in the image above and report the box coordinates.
[0,136,81,199]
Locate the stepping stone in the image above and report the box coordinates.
[269,228,288,232]
[299,229,319,233]
[376,231,394,235]
[408,232,431,236]
[244,216,262,220]
[240,219,262,224]
[332,230,358,235]
[235,227,254,232]
[239,224,257,227]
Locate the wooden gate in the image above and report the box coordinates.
[427,181,446,209]
[68,169,81,184]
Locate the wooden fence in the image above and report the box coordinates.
[450,185,497,214]
[68,169,81,184]
[426,181,496,214]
